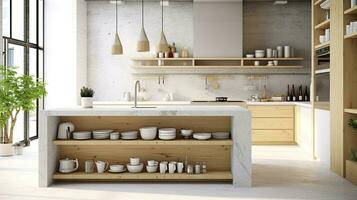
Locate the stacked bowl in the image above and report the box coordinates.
[159,128,176,140]
[93,130,112,139]
[72,131,91,140]
[121,131,138,140]
[139,127,157,140]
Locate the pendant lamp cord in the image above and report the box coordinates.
[115,0,118,34]
[161,0,164,32]
[142,0,144,27]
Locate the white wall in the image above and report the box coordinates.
[87,1,310,101]
[44,0,87,108]
[193,2,243,57]
[315,109,331,168]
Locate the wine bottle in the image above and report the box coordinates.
[292,85,296,101]
[298,85,303,101]
[304,86,309,101]
[286,85,291,102]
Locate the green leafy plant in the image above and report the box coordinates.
[348,119,357,129]
[80,86,94,98]
[0,66,46,144]
[350,148,357,162]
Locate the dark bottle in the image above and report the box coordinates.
[286,85,291,102]
[298,85,303,101]
[292,85,296,101]
[304,86,309,101]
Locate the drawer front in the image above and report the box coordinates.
[252,130,294,142]
[248,106,294,118]
[252,118,294,130]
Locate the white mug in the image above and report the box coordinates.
[254,61,260,66]
[85,160,95,173]
[168,162,176,174]
[95,160,109,173]
[159,161,168,174]
[177,162,184,173]
[147,160,158,167]
[273,60,279,66]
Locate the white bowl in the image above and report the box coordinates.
[159,128,176,134]
[140,127,157,140]
[246,54,254,58]
[159,134,176,140]
[121,131,138,137]
[110,164,124,172]
[93,130,113,134]
[212,132,230,139]
[146,165,158,173]
[193,133,212,140]
[127,163,144,173]
[255,50,265,58]
[181,129,193,138]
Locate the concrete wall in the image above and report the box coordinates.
[44,0,87,108]
[87,1,311,101]
[193,2,243,57]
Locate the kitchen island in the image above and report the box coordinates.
[39,106,251,187]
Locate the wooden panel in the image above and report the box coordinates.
[54,139,232,146]
[252,130,295,143]
[346,160,357,185]
[53,171,232,181]
[248,106,294,118]
[252,118,294,130]
[59,145,231,171]
[60,116,230,135]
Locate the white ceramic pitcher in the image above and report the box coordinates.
[59,158,79,173]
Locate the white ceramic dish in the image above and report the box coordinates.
[108,168,126,173]
[139,127,157,140]
[72,131,91,140]
[246,54,254,58]
[255,50,265,58]
[212,132,230,139]
[159,128,176,134]
[180,129,193,138]
[121,136,138,140]
[93,130,113,134]
[127,163,144,173]
[193,133,212,140]
[121,131,138,137]
[146,165,158,173]
[159,134,176,140]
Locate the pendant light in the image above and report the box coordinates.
[137,0,150,52]
[157,0,168,52]
[112,0,123,55]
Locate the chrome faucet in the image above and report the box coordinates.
[134,80,141,108]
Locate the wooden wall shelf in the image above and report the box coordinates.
[314,0,324,6]
[344,109,357,115]
[53,171,233,181]
[132,65,304,70]
[314,42,330,50]
[344,6,357,15]
[53,139,233,146]
[344,32,357,39]
[314,19,330,29]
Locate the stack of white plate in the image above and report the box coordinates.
[93,130,113,139]
[212,132,230,139]
[72,131,91,140]
[121,131,138,140]
[159,128,176,140]
[193,133,212,140]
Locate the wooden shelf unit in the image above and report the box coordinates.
[346,160,357,185]
[344,6,357,15]
[314,19,331,29]
[53,171,233,181]
[345,109,357,115]
[344,32,357,39]
[314,41,330,50]
[53,139,233,146]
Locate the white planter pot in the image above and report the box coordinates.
[0,143,14,157]
[81,97,93,108]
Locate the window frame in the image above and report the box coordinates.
[2,0,44,144]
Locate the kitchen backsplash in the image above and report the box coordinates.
[87,1,311,101]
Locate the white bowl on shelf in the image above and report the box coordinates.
[181,129,193,139]
[193,133,212,140]
[159,128,176,134]
[139,127,157,140]
[127,163,144,173]
[255,50,265,58]
[146,165,158,173]
[212,132,230,139]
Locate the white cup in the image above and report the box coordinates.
[95,161,109,173]
[254,61,260,66]
[147,160,158,166]
[319,35,325,44]
[160,161,168,174]
[273,60,279,66]
[284,46,290,58]
[110,164,124,172]
[177,162,184,173]
[168,162,176,174]
[130,157,140,166]
[158,52,164,58]
[173,52,179,58]
[110,132,120,140]
[266,48,272,58]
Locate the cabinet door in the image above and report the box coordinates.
[252,118,294,130]
[252,130,294,143]
[248,106,294,118]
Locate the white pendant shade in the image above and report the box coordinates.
[137,27,150,52]
[112,33,123,55]
[157,31,168,52]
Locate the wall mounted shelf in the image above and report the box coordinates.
[344,109,357,115]
[314,0,324,6]
[344,32,357,39]
[344,6,357,15]
[314,42,330,50]
[314,19,331,29]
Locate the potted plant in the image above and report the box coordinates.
[80,86,94,108]
[0,66,46,156]
[350,148,357,162]
[348,119,357,129]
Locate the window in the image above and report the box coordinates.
[2,0,44,144]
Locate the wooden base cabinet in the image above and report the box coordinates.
[248,106,296,145]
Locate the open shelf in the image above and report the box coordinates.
[314,41,330,50]
[53,139,233,146]
[344,109,357,115]
[346,160,357,185]
[314,19,330,29]
[132,65,304,69]
[344,32,357,39]
[344,6,357,15]
[131,57,194,61]
[242,57,304,61]
[53,171,233,181]
[314,0,325,6]
[315,68,330,74]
